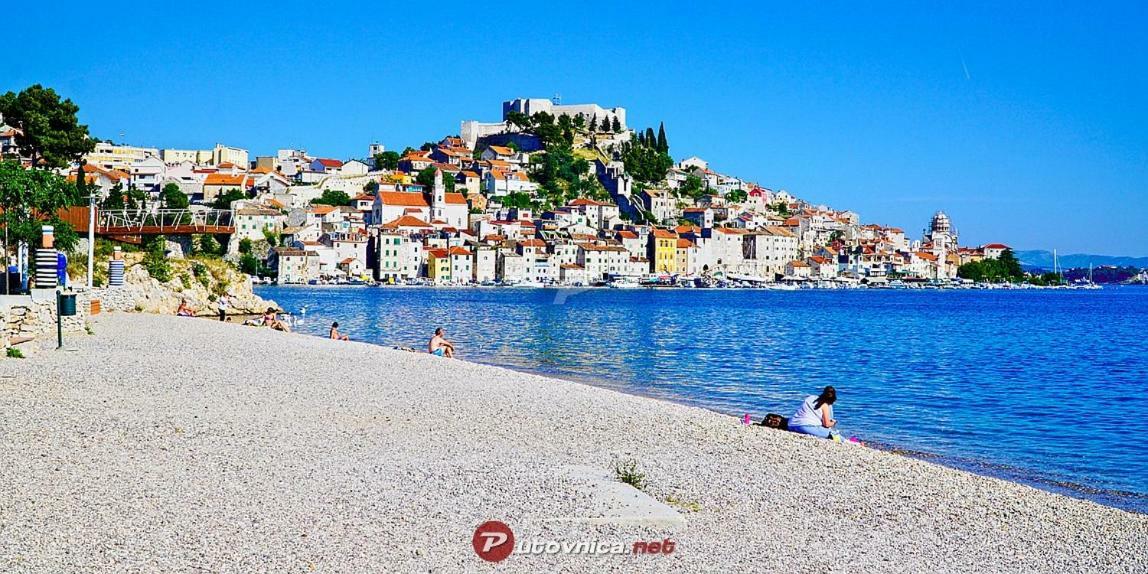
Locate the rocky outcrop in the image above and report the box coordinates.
[96,254,276,317]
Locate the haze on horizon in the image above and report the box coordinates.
[5,2,1145,256]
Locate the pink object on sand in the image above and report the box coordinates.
[743,414,751,425]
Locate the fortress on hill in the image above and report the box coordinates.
[461,97,627,149]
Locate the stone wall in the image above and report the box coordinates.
[1,290,91,346]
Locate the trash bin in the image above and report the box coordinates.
[58,293,77,316]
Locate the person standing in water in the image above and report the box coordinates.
[789,386,838,439]
[427,327,455,358]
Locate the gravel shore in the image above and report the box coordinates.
[0,313,1144,573]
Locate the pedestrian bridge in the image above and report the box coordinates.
[58,207,235,238]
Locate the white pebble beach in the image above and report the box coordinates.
[0,313,1144,573]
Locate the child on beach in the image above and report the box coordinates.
[789,386,839,440]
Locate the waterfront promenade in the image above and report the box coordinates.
[0,314,1144,572]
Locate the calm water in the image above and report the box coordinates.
[256,285,1148,513]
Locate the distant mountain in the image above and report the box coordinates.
[1015,250,1148,271]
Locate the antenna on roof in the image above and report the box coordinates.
[552,92,561,105]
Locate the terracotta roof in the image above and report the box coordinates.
[378,192,430,207]
[448,246,472,256]
[616,230,638,239]
[316,158,343,168]
[309,205,336,215]
[651,229,678,239]
[204,173,250,187]
[519,239,546,248]
[676,238,694,249]
[445,192,467,205]
[487,145,514,155]
[569,198,604,207]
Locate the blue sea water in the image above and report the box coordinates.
[255,285,1148,513]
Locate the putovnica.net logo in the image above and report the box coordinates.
[473,520,675,562]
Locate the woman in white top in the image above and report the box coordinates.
[789,386,838,439]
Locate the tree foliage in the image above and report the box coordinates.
[161,183,189,209]
[725,188,748,203]
[310,189,351,206]
[621,125,674,183]
[957,249,1025,282]
[0,84,95,168]
[0,160,82,251]
[212,188,248,209]
[373,151,400,171]
[143,235,172,282]
[415,167,455,193]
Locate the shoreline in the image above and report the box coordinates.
[267,312,1148,515]
[1,313,1144,572]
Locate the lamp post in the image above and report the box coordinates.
[86,188,96,288]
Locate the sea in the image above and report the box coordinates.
[254,285,1148,514]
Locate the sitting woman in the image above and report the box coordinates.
[176,299,194,317]
[789,386,838,439]
[262,308,291,332]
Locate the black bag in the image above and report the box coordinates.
[760,413,789,430]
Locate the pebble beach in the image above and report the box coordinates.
[0,313,1144,573]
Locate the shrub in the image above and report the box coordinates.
[614,459,646,491]
[144,235,172,282]
[6,347,24,358]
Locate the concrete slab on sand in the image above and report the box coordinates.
[0,313,1144,573]
[550,465,687,529]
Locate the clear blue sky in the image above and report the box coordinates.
[6,2,1146,255]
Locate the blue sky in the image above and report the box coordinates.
[6,1,1146,255]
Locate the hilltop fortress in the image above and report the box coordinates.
[461,97,627,149]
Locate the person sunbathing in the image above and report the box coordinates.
[262,308,291,332]
[789,386,839,440]
[176,300,194,317]
[427,327,455,358]
[329,322,349,341]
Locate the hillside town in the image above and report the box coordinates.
[2,97,1013,287]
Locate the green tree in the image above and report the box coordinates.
[0,84,95,168]
[611,116,621,132]
[373,151,400,170]
[143,235,172,282]
[656,122,668,153]
[589,115,598,132]
[212,188,247,209]
[415,167,455,193]
[196,234,223,256]
[725,188,747,203]
[0,160,82,251]
[161,183,189,209]
[998,248,1023,278]
[75,160,89,201]
[310,189,351,206]
[238,237,253,254]
[239,253,261,276]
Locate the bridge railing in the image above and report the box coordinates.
[98,208,234,232]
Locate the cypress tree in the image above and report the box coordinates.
[656,122,668,153]
[644,127,656,147]
[589,114,598,132]
[611,116,621,132]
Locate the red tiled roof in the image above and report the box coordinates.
[378,192,429,207]
[382,215,433,229]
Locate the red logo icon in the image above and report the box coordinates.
[472,520,515,562]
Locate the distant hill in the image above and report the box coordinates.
[1015,250,1148,271]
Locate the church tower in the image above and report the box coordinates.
[431,168,446,222]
